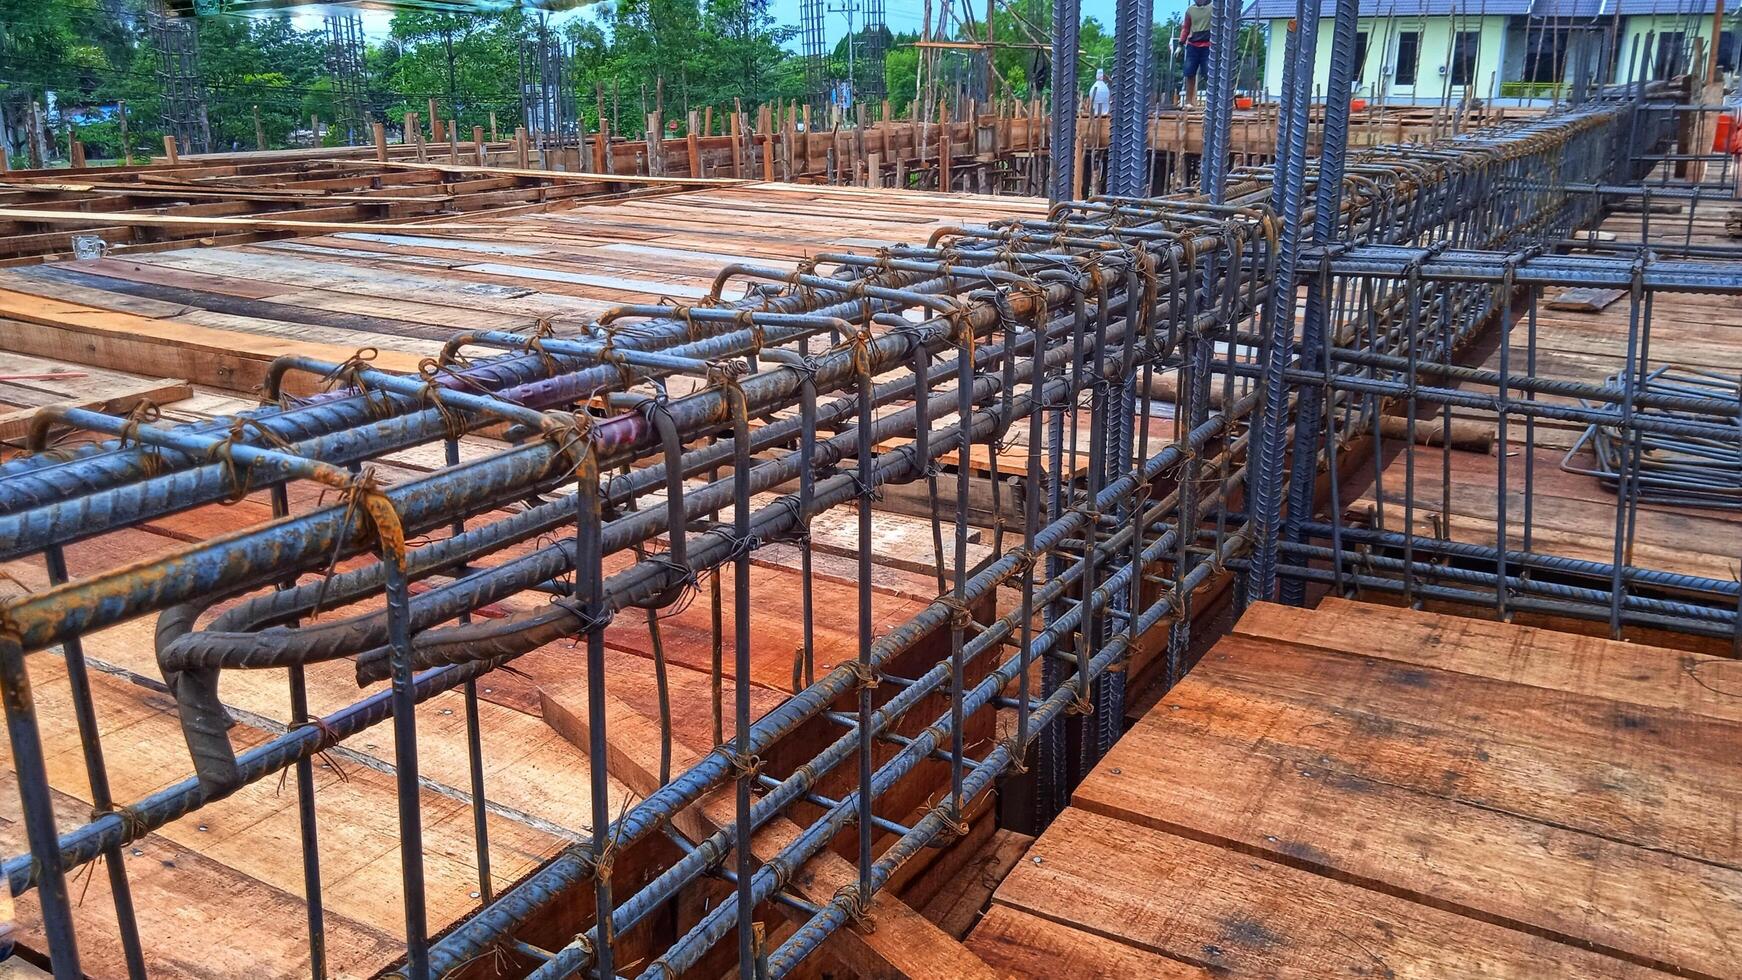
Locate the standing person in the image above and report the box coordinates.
[1089,68,1111,115]
[1180,0,1214,106]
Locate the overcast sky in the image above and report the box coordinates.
[286,0,1188,54]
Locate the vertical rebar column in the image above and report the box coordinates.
[729,383,756,977]
[576,439,616,979]
[803,0,829,108]
[1049,0,1081,202]
[268,483,327,980]
[1200,0,1239,197]
[149,3,209,155]
[853,340,877,908]
[1,635,81,980]
[384,527,430,979]
[326,14,369,143]
[864,0,888,98]
[1174,0,1241,672]
[1108,0,1155,197]
[40,544,147,980]
[1279,0,1359,606]
[1244,0,1320,603]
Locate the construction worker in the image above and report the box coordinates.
[1089,68,1111,115]
[1180,0,1213,106]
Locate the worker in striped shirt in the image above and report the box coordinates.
[1179,0,1214,107]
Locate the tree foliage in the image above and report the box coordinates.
[0,0,1259,166]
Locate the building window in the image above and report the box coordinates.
[1653,32,1687,79]
[1721,30,1738,71]
[1355,31,1370,82]
[1395,30,1421,85]
[1524,28,1568,83]
[1450,30,1480,86]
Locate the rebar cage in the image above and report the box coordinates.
[4,1,1742,977]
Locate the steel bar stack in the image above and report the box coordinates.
[4,7,1742,979]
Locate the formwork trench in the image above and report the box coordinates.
[1,45,1741,980]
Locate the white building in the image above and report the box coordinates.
[1242,0,1736,104]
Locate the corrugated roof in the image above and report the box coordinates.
[1604,0,1718,13]
[1528,0,1606,17]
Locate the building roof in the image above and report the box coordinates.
[1241,0,1717,16]
[1602,0,1720,13]
[1527,0,1606,16]
[1242,0,1530,18]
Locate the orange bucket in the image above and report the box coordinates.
[1715,113,1737,153]
[1235,96,1254,109]
[1350,98,1368,112]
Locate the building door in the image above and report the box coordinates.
[1447,29,1481,95]
[1391,29,1422,98]
[1653,31,1687,79]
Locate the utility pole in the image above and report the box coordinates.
[985,0,995,101]
[829,0,860,109]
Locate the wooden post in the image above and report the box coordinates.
[866,150,881,188]
[117,100,130,165]
[783,102,796,179]
[802,104,812,174]
[448,119,460,163]
[687,109,702,176]
[489,110,499,143]
[373,121,388,162]
[645,112,662,175]
[939,101,952,191]
[703,105,714,136]
[895,153,906,188]
[0,143,7,173]
[428,98,440,139]
[760,105,775,180]
[730,102,744,177]
[162,135,180,165]
[68,125,85,168]
[253,104,266,150]
[311,113,322,147]
[1070,111,1085,201]
[850,123,863,186]
[407,112,426,162]
[595,83,610,172]
[515,126,529,169]
[28,102,44,168]
[473,125,486,165]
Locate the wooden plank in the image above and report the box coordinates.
[916,829,1033,938]
[994,807,1664,978]
[3,780,400,980]
[0,207,488,233]
[538,687,1004,980]
[0,652,566,978]
[1075,649,1741,976]
[1194,631,1742,861]
[352,158,746,186]
[1545,286,1626,312]
[966,905,1213,979]
[1237,598,1742,724]
[0,376,191,441]
[0,288,423,396]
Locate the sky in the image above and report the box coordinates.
[285,0,1188,53]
